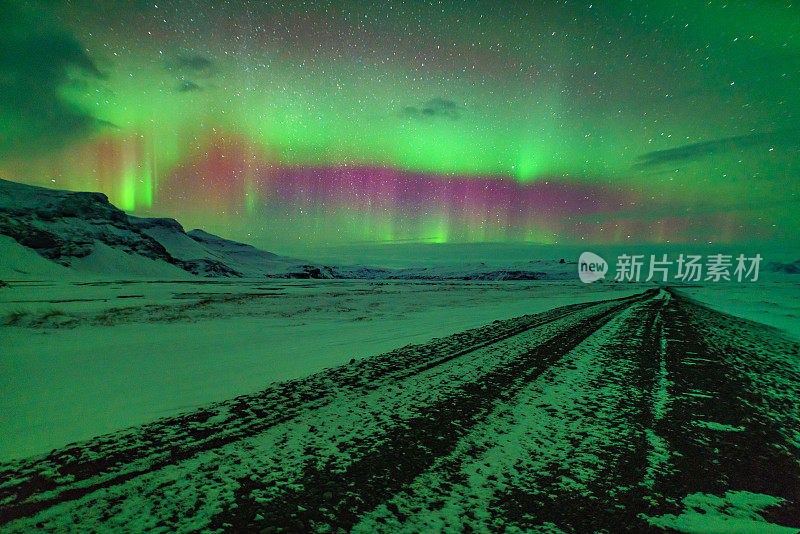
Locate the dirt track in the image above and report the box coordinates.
[1,288,799,532]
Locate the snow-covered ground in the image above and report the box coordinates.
[3,287,797,532]
[2,274,799,463]
[675,273,800,341]
[644,491,800,534]
[0,278,646,462]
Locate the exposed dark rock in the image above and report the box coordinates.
[128,217,186,233]
[51,192,126,222]
[765,260,800,274]
[179,259,243,277]
[0,181,183,269]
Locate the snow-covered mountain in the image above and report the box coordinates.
[0,179,575,280]
[0,179,324,279]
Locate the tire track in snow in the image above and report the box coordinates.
[0,291,650,528]
[641,290,800,529]
[335,291,671,533]
[208,292,654,532]
[486,292,671,533]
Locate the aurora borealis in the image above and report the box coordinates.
[1,0,799,253]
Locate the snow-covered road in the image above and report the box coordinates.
[1,288,799,533]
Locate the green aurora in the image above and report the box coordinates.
[1,0,798,251]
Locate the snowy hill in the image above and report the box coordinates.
[0,180,189,279]
[0,179,316,279]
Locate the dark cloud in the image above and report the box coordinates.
[178,81,202,93]
[0,1,103,156]
[635,129,800,167]
[400,98,462,120]
[168,54,216,77]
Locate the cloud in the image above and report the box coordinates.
[168,54,216,77]
[0,1,102,156]
[635,129,799,167]
[400,98,462,120]
[178,81,202,93]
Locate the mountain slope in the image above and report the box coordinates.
[0,179,311,279]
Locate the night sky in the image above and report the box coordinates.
[1,0,799,253]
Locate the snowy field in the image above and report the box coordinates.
[2,275,799,463]
[1,279,650,461]
[676,276,800,341]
